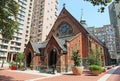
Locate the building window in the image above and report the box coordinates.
[50,24,52,26]
[20,10,25,15]
[26,30,29,33]
[10,47,14,50]
[48,3,50,5]
[16,38,22,41]
[16,43,21,46]
[46,26,48,29]
[16,48,20,51]
[11,41,14,45]
[23,0,27,2]
[2,40,8,44]
[47,18,49,20]
[30,3,32,5]
[1,45,8,49]
[50,16,52,19]
[25,39,28,42]
[21,6,26,12]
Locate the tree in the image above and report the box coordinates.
[0,0,19,40]
[71,50,81,66]
[88,48,103,66]
[84,0,120,12]
[16,52,25,68]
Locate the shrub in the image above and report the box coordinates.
[88,48,103,66]
[89,65,102,72]
[16,52,25,68]
[88,54,96,65]
[9,62,16,66]
[71,50,81,66]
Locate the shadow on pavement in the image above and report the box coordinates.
[0,75,13,81]
[63,73,75,76]
[113,66,120,74]
[63,71,94,76]
[98,66,120,75]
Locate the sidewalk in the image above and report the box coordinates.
[35,66,120,81]
[0,68,45,81]
[106,66,120,81]
[98,66,119,81]
[0,65,120,81]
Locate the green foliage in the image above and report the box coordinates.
[88,48,102,66]
[0,0,19,40]
[16,52,24,62]
[118,12,120,19]
[9,62,16,66]
[84,0,119,13]
[71,50,81,66]
[16,52,25,68]
[88,54,96,65]
[89,65,102,72]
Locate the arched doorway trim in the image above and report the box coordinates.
[25,48,34,68]
[47,46,60,68]
[26,52,32,67]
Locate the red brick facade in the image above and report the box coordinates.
[24,7,110,72]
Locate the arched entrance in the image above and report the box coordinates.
[48,49,57,68]
[26,53,32,67]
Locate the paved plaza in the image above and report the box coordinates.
[0,64,120,81]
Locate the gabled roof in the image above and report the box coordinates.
[29,7,105,54]
[47,7,88,39]
[57,7,104,46]
[53,36,67,52]
[31,42,40,53]
[86,28,104,46]
[39,40,49,48]
[52,33,82,52]
[29,40,49,54]
[66,33,81,42]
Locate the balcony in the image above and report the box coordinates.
[55,12,58,17]
[0,48,8,51]
[55,0,59,4]
[0,42,8,46]
[55,5,58,10]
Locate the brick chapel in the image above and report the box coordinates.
[24,7,111,72]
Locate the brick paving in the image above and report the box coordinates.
[36,71,108,81]
[106,66,120,81]
[0,65,120,81]
[0,67,45,81]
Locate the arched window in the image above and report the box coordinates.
[56,22,73,37]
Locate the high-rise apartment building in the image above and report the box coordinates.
[0,0,34,62]
[109,2,120,54]
[30,0,58,43]
[87,25,117,62]
[109,1,120,37]
[109,1,120,55]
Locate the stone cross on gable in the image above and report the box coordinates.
[63,3,66,8]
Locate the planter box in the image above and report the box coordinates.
[91,70,100,76]
[102,67,107,72]
[11,66,17,70]
[72,66,83,75]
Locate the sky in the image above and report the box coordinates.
[58,0,111,27]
